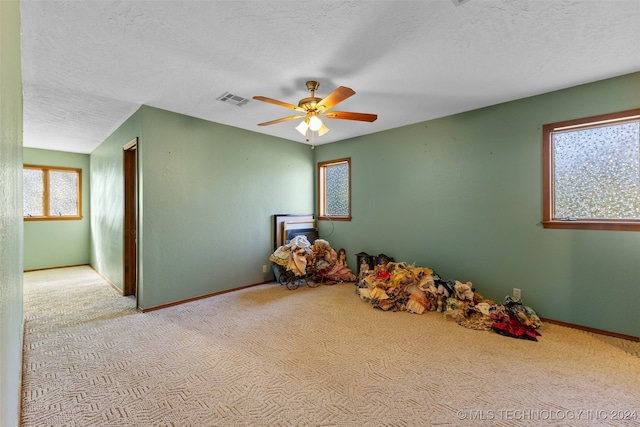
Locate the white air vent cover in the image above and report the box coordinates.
[217,92,251,107]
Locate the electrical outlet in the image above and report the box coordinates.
[262,265,268,273]
[513,288,521,300]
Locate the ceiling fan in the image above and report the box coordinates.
[253,81,377,144]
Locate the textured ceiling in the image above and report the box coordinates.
[20,0,640,154]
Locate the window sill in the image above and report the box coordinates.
[24,216,84,221]
[542,220,640,231]
[318,216,351,222]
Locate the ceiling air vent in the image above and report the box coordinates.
[451,0,471,6]
[217,92,251,107]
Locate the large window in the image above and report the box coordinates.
[542,108,640,231]
[23,165,82,221]
[318,158,351,221]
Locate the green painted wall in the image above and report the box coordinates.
[89,75,638,336]
[0,1,23,425]
[137,106,313,308]
[23,148,91,270]
[90,108,143,291]
[90,106,314,308]
[315,72,640,338]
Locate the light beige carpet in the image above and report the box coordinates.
[22,266,640,426]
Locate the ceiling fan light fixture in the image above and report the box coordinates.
[295,120,309,135]
[254,80,376,143]
[318,121,329,136]
[308,115,323,131]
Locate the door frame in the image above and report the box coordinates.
[123,137,138,299]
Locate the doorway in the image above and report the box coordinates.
[123,138,138,300]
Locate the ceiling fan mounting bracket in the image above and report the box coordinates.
[299,81,322,111]
[305,80,320,93]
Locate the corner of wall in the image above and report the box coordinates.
[0,1,24,426]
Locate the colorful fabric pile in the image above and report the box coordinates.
[355,262,542,341]
[270,236,357,284]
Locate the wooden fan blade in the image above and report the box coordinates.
[324,111,378,122]
[253,96,305,112]
[317,86,356,111]
[257,115,305,126]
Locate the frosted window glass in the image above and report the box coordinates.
[553,122,640,219]
[23,169,44,217]
[23,166,80,219]
[49,170,78,216]
[325,163,349,216]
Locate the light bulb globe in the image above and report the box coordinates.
[308,115,322,131]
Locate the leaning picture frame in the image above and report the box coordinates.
[273,214,315,250]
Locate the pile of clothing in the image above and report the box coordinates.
[356,262,542,341]
[270,236,357,283]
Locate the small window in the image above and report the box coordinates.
[23,165,82,220]
[542,108,640,231]
[318,158,351,221]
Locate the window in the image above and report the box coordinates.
[318,158,351,221]
[542,108,640,231]
[23,165,82,220]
